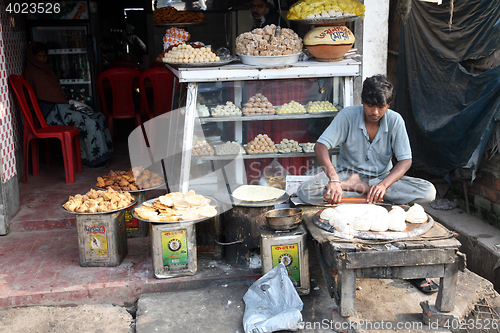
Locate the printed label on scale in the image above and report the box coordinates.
[161,229,188,269]
[85,225,109,258]
[125,202,139,232]
[271,244,300,285]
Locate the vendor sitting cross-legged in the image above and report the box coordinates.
[314,74,438,294]
[314,74,436,206]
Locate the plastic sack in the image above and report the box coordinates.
[243,263,303,333]
[262,159,289,190]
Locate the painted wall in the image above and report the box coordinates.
[362,0,389,80]
[0,5,25,234]
[0,6,25,182]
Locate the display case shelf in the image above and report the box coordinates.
[198,111,339,123]
[48,48,88,55]
[60,79,91,84]
[195,148,339,161]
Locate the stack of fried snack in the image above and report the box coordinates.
[192,139,214,156]
[62,188,134,213]
[95,167,163,191]
[134,190,217,222]
[245,134,279,154]
[235,25,302,56]
[276,138,302,153]
[153,6,207,24]
[242,93,275,115]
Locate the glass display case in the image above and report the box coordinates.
[135,60,360,198]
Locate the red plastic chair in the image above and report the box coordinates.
[8,74,82,184]
[139,67,175,119]
[149,61,167,69]
[105,60,143,72]
[97,68,142,137]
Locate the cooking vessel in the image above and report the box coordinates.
[265,208,303,231]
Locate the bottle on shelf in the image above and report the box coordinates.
[61,55,70,79]
[78,54,89,81]
[68,88,76,100]
[77,88,87,104]
[73,54,81,80]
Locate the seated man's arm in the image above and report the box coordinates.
[315,142,343,203]
[368,158,412,203]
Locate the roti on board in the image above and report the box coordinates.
[231,185,285,202]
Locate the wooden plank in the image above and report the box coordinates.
[339,268,356,317]
[345,248,457,269]
[354,264,445,279]
[436,260,459,312]
[313,239,338,299]
[400,238,461,249]
[320,241,339,272]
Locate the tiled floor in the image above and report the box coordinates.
[1,133,261,308]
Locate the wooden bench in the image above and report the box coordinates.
[301,207,464,317]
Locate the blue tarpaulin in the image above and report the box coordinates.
[396,0,500,177]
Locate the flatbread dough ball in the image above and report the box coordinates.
[388,206,407,231]
[320,207,336,221]
[352,213,371,231]
[405,203,427,223]
[369,212,389,232]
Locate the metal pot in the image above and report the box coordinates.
[265,208,303,231]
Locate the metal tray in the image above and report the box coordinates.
[210,112,243,117]
[213,142,246,156]
[237,53,300,66]
[60,198,137,215]
[306,111,338,115]
[164,57,235,68]
[94,182,166,194]
[290,15,361,25]
[153,22,207,27]
[242,111,276,116]
[132,196,220,224]
[313,205,435,240]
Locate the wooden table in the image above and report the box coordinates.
[301,207,464,317]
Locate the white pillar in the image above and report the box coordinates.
[362,0,390,80]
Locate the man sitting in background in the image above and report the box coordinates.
[251,0,288,29]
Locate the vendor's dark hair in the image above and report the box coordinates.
[361,75,394,106]
[252,0,273,9]
[31,42,48,56]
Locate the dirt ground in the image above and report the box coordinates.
[0,304,134,333]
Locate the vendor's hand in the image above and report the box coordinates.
[323,182,343,204]
[367,184,387,204]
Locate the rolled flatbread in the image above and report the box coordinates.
[231,185,285,202]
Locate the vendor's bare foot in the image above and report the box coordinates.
[341,174,370,194]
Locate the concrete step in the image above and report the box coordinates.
[422,203,500,293]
